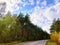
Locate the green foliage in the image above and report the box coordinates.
[46,40,57,45]
[17,13,50,41]
[50,19,60,33]
[50,31,58,42]
[0,12,49,43]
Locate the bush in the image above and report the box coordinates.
[50,31,58,42]
[50,31,60,44]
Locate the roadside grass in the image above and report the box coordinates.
[46,40,57,45]
[0,41,22,45]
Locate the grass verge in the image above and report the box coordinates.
[0,41,22,45]
[46,40,57,45]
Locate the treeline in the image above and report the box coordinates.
[0,12,50,43]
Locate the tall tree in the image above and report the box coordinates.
[0,12,13,42]
[17,13,24,26]
[11,14,22,40]
[50,18,60,33]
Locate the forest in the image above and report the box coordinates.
[0,12,50,43]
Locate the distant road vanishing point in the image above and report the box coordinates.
[15,40,47,45]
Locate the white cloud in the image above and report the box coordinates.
[0,0,22,14]
[5,0,21,14]
[30,6,45,25]
[36,0,40,5]
[42,23,51,33]
[30,1,60,33]
[40,0,47,9]
[29,0,34,5]
[54,0,60,4]
[44,3,60,21]
[36,0,47,7]
[41,0,47,6]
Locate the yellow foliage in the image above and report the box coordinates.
[50,31,58,42]
[58,32,60,43]
[50,31,60,44]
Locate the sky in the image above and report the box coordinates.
[0,0,60,33]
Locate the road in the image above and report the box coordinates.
[15,40,47,45]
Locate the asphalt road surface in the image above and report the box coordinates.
[15,40,47,45]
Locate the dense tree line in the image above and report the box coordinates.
[0,12,50,43]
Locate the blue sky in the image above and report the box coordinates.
[0,0,60,33]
